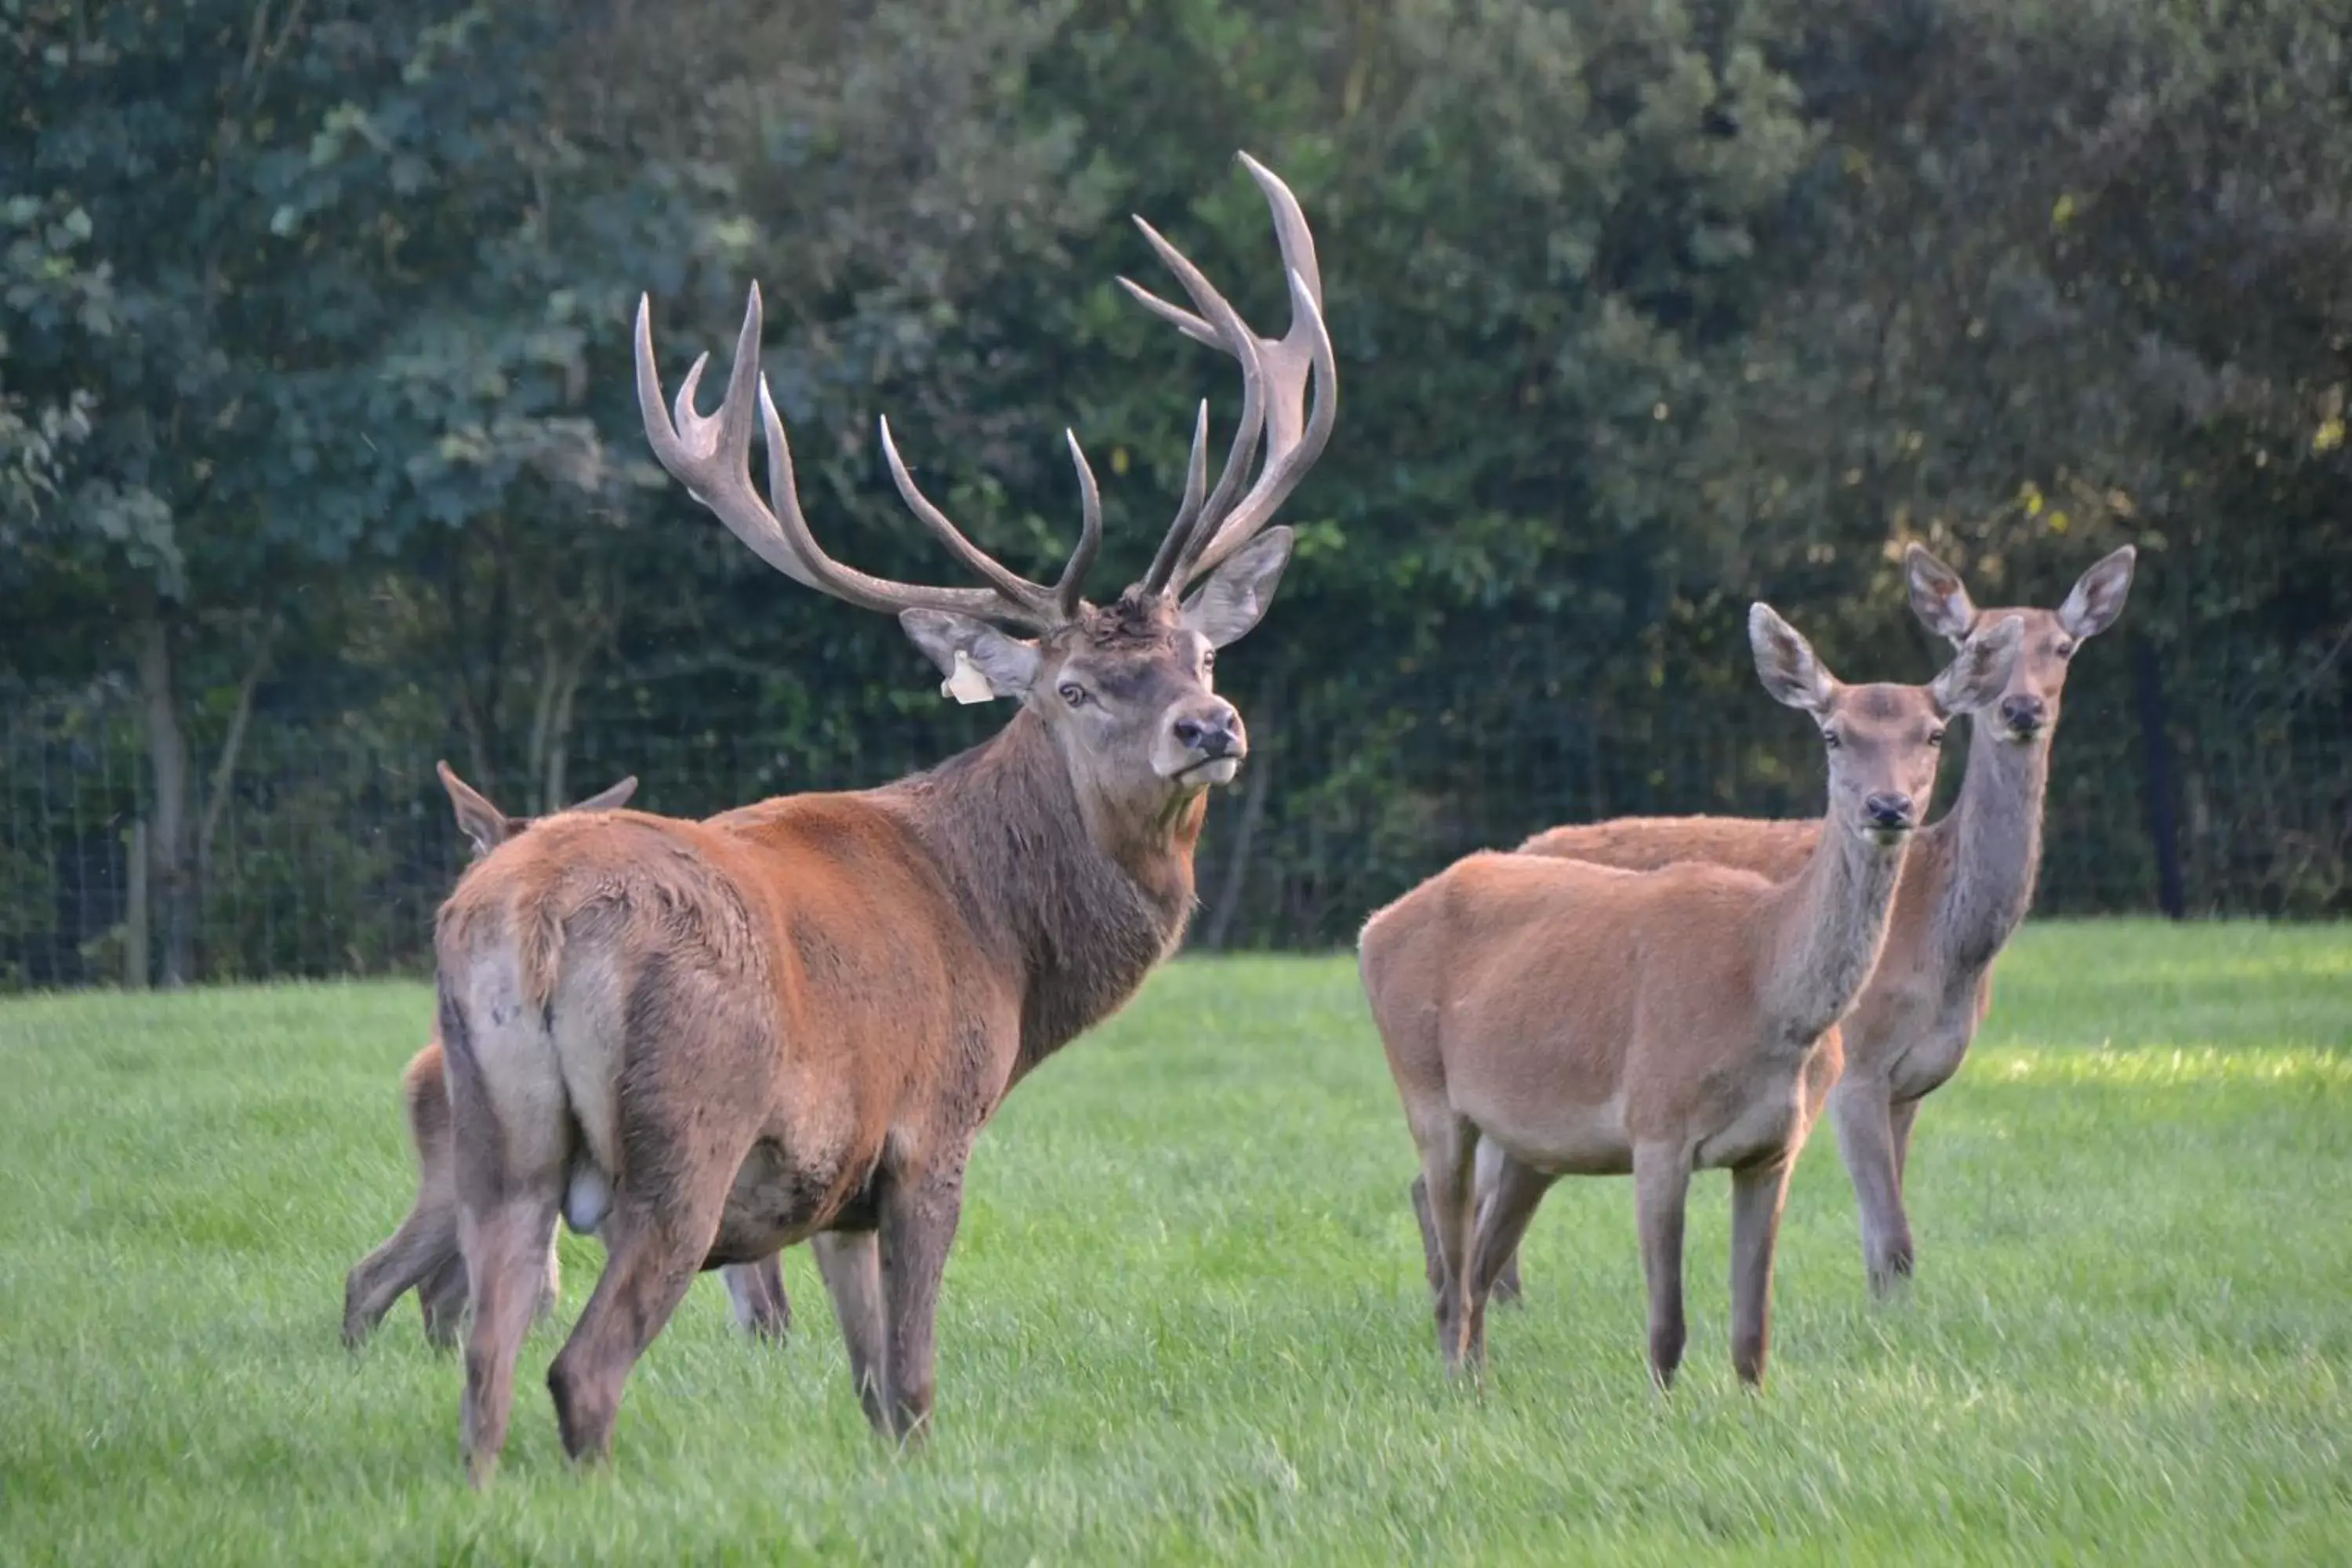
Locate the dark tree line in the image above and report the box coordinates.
[4,0,2348,986]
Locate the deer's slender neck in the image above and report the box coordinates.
[891,710,1203,1072]
[1926,723,2049,975]
[1759,815,1909,1044]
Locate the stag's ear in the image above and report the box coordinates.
[898,609,1043,702]
[1181,526,1294,649]
[437,760,520,854]
[1930,614,2026,716]
[1904,543,1978,644]
[1750,604,1837,714]
[568,776,638,813]
[2057,545,2136,640]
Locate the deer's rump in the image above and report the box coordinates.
[434,803,1004,1260]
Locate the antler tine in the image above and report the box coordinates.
[1176,156,1335,583]
[877,418,1061,614]
[1179,265,1336,582]
[1142,401,1213,593]
[635,287,1065,631]
[1054,430,1103,621]
[1130,216,1270,594]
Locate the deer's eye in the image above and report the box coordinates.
[2054,639,2076,659]
[1201,648,1217,671]
[1058,682,1090,708]
[1928,728,1946,747]
[1822,730,1842,750]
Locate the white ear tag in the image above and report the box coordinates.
[942,650,996,705]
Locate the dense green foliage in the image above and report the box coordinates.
[2,924,2347,1559]
[4,1,2350,983]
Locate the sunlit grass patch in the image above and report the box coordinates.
[0,919,2345,1563]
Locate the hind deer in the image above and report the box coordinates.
[1362,606,2023,1389]
[433,154,1334,1482]
[341,763,790,1350]
[1488,543,2135,1300]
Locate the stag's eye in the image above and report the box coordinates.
[2054,639,2076,659]
[1058,682,1090,708]
[1928,728,1946,747]
[1201,648,1216,672]
[1821,729,1842,750]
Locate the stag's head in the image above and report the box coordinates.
[1905,543,2136,745]
[1750,604,2025,844]
[633,154,1332,827]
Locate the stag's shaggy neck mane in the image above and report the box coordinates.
[1918,720,2049,976]
[886,706,1206,1074]
[1757,818,1908,1047]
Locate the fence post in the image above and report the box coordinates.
[125,818,151,989]
[2132,638,2187,919]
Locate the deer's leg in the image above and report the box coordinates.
[418,1251,470,1348]
[1632,1140,1693,1390]
[813,1231,889,1430]
[1889,1098,1922,1193]
[874,1156,974,1443]
[537,1229,564,1323]
[454,1185,563,1488]
[722,1257,792,1343]
[544,1171,736,1467]
[1415,1116,1479,1373]
[343,1198,459,1348]
[1463,1152,1551,1368]
[1472,1138,1526,1305]
[1410,1174,1443,1302]
[1728,1156,1796,1387]
[1830,1075,1913,1296]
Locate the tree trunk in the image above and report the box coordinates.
[134,611,194,987]
[194,623,277,922]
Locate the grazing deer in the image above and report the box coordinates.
[1362,606,2023,1389]
[341,763,793,1350]
[433,154,1334,1481]
[1489,543,2136,1299]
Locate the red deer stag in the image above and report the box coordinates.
[342,763,789,1350]
[1486,544,2135,1298]
[434,154,1334,1481]
[1362,606,2022,1388]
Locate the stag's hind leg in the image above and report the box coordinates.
[1413,1116,1480,1372]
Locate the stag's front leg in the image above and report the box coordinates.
[1632,1140,1693,1390]
[814,1230,889,1429]
[875,1156,971,1443]
[721,1257,791,1343]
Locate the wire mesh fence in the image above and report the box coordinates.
[3,658,2346,991]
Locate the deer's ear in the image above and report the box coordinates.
[1749,603,1837,714]
[898,609,1042,702]
[568,776,638,813]
[1931,614,2026,716]
[437,760,519,854]
[1181,527,1294,649]
[1905,543,1977,644]
[2058,545,2136,640]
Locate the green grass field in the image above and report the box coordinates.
[2,920,2347,1563]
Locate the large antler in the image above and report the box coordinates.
[1124,152,1337,593]
[634,286,1102,632]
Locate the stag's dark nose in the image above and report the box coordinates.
[1864,793,1915,831]
[1999,693,2047,735]
[1173,704,1241,757]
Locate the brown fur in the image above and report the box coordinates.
[1491,545,2135,1298]
[1364,608,2023,1390]
[339,768,791,1351]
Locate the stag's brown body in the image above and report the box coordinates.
[341,765,787,1351]
[1492,544,2136,1298]
[1365,608,2023,1389]
[436,154,1335,1482]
